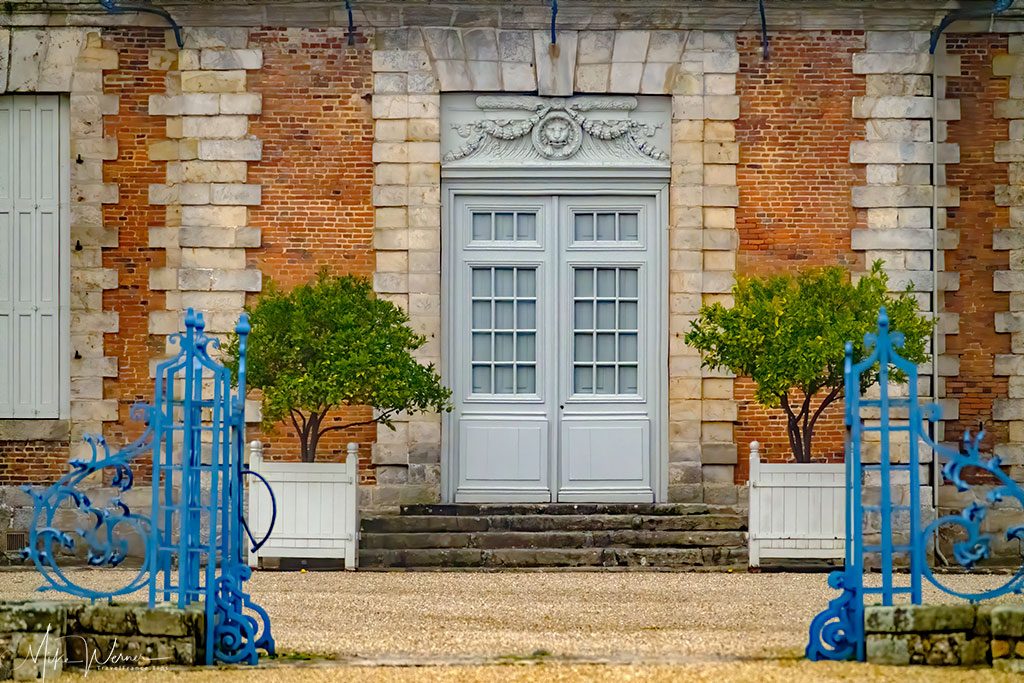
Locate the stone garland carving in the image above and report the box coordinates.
[444,95,668,163]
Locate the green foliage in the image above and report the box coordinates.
[684,262,933,462]
[226,271,452,462]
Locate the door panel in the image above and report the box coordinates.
[449,191,660,503]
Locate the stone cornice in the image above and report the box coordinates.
[7,1,1024,32]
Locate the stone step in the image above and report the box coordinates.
[360,513,747,534]
[358,546,748,569]
[360,529,747,550]
[399,503,742,517]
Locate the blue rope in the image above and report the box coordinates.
[550,0,558,45]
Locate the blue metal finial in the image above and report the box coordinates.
[236,313,251,336]
[877,306,889,329]
[185,307,197,329]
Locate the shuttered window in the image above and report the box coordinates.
[0,95,66,419]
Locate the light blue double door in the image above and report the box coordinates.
[447,192,663,503]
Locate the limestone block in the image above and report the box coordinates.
[612,30,651,63]
[995,270,1024,292]
[71,399,118,422]
[0,29,9,92]
[182,115,248,139]
[178,226,260,248]
[38,28,90,91]
[197,139,262,161]
[995,140,1024,163]
[434,60,472,91]
[705,73,736,96]
[534,31,578,97]
[211,183,261,205]
[865,31,930,54]
[463,28,498,61]
[181,160,247,183]
[6,29,46,92]
[853,53,932,75]
[865,74,932,97]
[852,185,955,208]
[853,96,935,119]
[575,64,610,92]
[701,51,740,74]
[181,70,246,93]
[994,398,1024,421]
[422,28,465,61]
[672,95,704,120]
[181,28,249,49]
[149,48,178,71]
[199,48,263,70]
[610,62,643,93]
[182,247,246,269]
[178,268,261,292]
[704,95,739,120]
[372,50,413,73]
[576,31,614,64]
[180,205,247,228]
[703,185,738,207]
[73,137,118,161]
[70,94,120,119]
[501,62,537,92]
[372,94,409,119]
[375,73,408,94]
[467,61,501,90]
[851,228,935,251]
[149,94,220,116]
[373,185,409,207]
[647,30,686,63]
[997,184,1024,207]
[850,142,957,164]
[409,118,440,142]
[994,229,1024,251]
[995,99,1024,119]
[71,69,103,94]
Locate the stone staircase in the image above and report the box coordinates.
[359,503,748,570]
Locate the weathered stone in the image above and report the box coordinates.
[864,604,976,633]
[0,602,67,634]
[199,48,262,70]
[180,70,246,93]
[73,604,136,635]
[197,139,262,161]
[0,29,10,92]
[534,30,577,97]
[182,115,248,139]
[853,53,932,74]
[181,28,249,50]
[992,605,1024,638]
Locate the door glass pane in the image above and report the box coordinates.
[596,213,616,240]
[574,213,594,241]
[494,365,514,393]
[517,213,537,241]
[472,213,492,240]
[573,211,641,243]
[472,366,491,393]
[470,266,538,396]
[572,267,641,396]
[495,212,515,240]
[618,213,639,240]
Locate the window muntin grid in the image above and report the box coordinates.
[471,211,538,242]
[572,267,639,396]
[470,267,537,395]
[573,211,640,243]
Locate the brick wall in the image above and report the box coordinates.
[945,34,1010,452]
[0,442,71,485]
[248,28,377,478]
[732,31,866,479]
[102,29,166,461]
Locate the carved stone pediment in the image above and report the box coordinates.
[441,94,671,169]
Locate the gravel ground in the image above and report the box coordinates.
[2,568,1022,681]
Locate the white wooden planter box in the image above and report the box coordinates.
[247,441,359,570]
[747,441,846,568]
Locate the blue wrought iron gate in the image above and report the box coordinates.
[22,309,276,665]
[807,308,1024,661]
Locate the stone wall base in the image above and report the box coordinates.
[0,600,205,679]
[865,603,1024,671]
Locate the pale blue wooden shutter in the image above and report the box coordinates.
[0,95,62,418]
